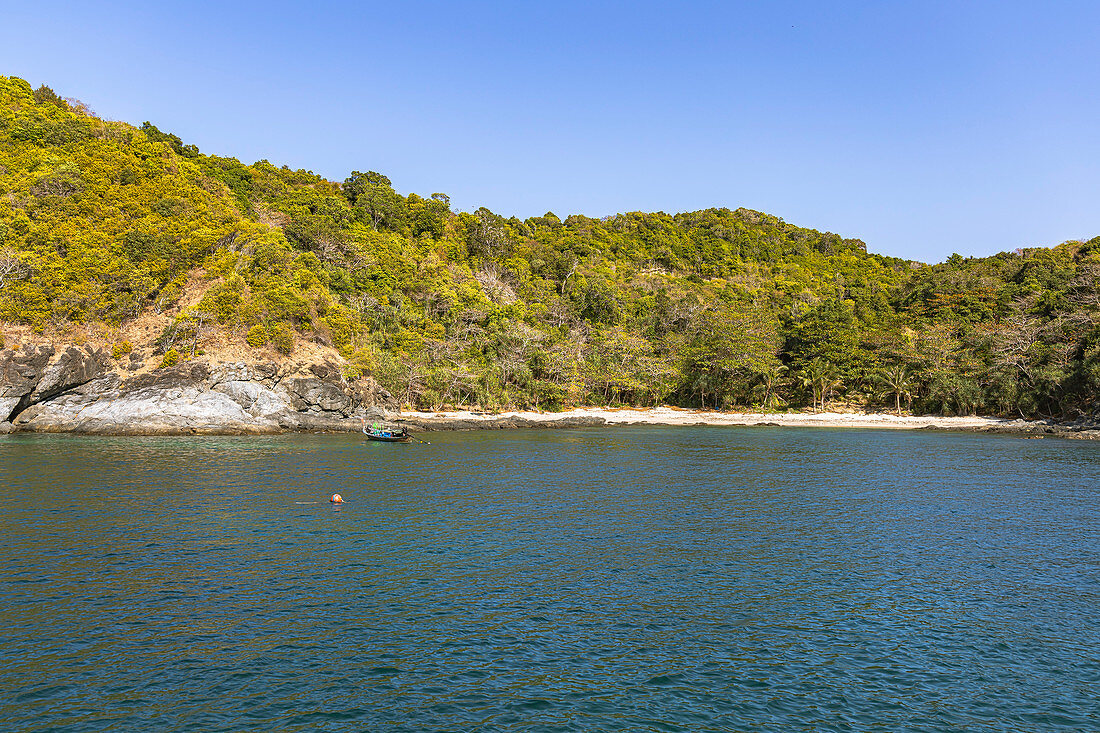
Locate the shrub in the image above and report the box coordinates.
[198,276,245,324]
[112,340,133,359]
[257,282,311,324]
[160,349,180,368]
[246,324,267,347]
[33,84,67,109]
[269,322,294,355]
[424,321,445,339]
[155,276,187,314]
[322,306,360,351]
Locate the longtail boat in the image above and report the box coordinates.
[361,418,411,443]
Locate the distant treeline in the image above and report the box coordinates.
[2,75,1099,417]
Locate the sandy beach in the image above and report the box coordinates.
[399,406,1050,432]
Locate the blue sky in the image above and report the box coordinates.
[2,1,1098,262]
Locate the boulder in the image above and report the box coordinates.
[0,398,18,423]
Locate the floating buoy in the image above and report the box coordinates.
[330,494,344,504]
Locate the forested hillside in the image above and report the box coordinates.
[2,75,1099,417]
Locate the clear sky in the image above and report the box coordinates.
[2,1,1098,262]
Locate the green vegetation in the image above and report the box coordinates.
[2,75,1099,417]
[112,340,132,360]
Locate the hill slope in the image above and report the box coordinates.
[2,75,1099,418]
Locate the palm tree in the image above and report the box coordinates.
[817,368,843,412]
[877,363,915,415]
[798,359,842,413]
[753,364,788,410]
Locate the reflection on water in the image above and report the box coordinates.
[1,428,1098,731]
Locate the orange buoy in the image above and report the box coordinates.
[330,494,344,504]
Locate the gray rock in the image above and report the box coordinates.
[356,376,400,410]
[362,406,388,422]
[16,383,276,435]
[213,380,287,418]
[0,345,55,420]
[0,345,55,393]
[0,421,12,434]
[0,397,20,422]
[12,355,373,434]
[1,344,108,422]
[279,376,353,415]
[124,362,211,391]
[210,361,279,388]
[28,346,109,403]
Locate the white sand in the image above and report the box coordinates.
[400,406,1033,431]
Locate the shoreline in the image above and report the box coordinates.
[394,406,1100,439]
[400,406,1012,430]
[3,399,1098,439]
[4,347,1095,439]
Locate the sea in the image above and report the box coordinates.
[1,426,1097,731]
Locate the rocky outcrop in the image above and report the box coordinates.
[0,344,56,421]
[1,345,109,423]
[0,343,614,435]
[29,345,111,403]
[915,419,1100,440]
[0,349,386,434]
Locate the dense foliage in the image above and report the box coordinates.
[3,75,1100,417]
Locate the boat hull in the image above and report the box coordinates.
[364,432,410,443]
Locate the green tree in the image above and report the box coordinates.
[876,363,915,415]
[798,359,842,413]
[681,301,781,408]
[343,170,399,230]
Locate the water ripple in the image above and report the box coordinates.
[0,428,1098,731]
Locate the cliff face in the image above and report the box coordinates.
[0,345,387,434]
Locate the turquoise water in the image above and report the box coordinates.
[1,427,1098,731]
